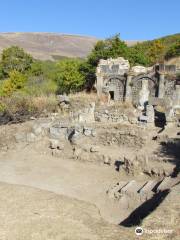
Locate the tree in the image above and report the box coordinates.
[0,63,4,80]
[81,34,129,90]
[127,43,150,66]
[147,40,165,64]
[28,61,43,76]
[87,34,128,67]
[1,46,33,76]
[165,41,180,59]
[2,70,27,96]
[55,59,85,94]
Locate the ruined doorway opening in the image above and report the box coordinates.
[109,91,114,100]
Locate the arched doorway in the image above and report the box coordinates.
[131,75,158,104]
[105,77,126,101]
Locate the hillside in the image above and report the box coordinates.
[0,32,99,60]
[0,32,144,61]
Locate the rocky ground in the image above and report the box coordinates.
[0,99,179,239]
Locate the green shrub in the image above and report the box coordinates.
[165,41,180,59]
[55,59,85,94]
[1,46,33,77]
[1,70,27,96]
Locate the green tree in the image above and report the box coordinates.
[81,34,128,90]
[127,43,150,66]
[1,46,33,76]
[0,63,4,80]
[87,34,128,67]
[2,70,27,96]
[55,59,85,94]
[165,41,180,59]
[28,61,43,76]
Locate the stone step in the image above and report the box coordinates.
[138,180,159,194]
[120,180,142,195]
[157,177,180,191]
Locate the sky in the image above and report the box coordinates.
[0,0,179,40]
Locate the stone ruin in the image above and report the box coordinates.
[96,57,180,126]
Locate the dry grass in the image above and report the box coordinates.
[69,91,98,110]
[0,94,59,122]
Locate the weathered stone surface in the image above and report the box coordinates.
[83,127,92,136]
[77,103,95,123]
[90,146,99,152]
[131,66,148,75]
[26,133,36,143]
[49,126,68,140]
[138,180,158,194]
[14,133,27,143]
[32,124,43,136]
[107,181,127,199]
[157,177,180,191]
[138,80,150,109]
[120,180,140,195]
[69,129,81,145]
[103,155,111,165]
[146,105,155,125]
[49,139,64,150]
[57,94,70,104]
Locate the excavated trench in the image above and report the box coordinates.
[0,118,179,227]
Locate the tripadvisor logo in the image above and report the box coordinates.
[135,227,144,236]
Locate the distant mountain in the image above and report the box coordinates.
[0,32,99,60]
[1,32,179,62]
[0,32,143,61]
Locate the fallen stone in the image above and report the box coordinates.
[103,155,111,165]
[90,146,99,152]
[83,127,92,136]
[69,129,81,145]
[57,94,70,104]
[107,181,127,199]
[120,180,140,195]
[138,180,158,194]
[49,126,67,140]
[157,177,180,191]
[91,129,96,137]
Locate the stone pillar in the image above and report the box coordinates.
[158,74,165,99]
[173,85,180,109]
[96,75,104,97]
[125,75,132,102]
[138,80,150,110]
[165,107,176,127]
[146,105,155,126]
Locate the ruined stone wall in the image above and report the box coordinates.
[96,57,178,107]
[164,79,176,98]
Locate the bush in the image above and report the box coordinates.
[1,70,27,96]
[165,41,180,59]
[1,46,33,77]
[55,59,85,94]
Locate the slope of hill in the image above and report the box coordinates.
[0,32,99,60]
[0,32,143,61]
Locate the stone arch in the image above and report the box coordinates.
[131,74,158,104]
[104,76,126,101]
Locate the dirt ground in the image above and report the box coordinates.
[0,119,179,240]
